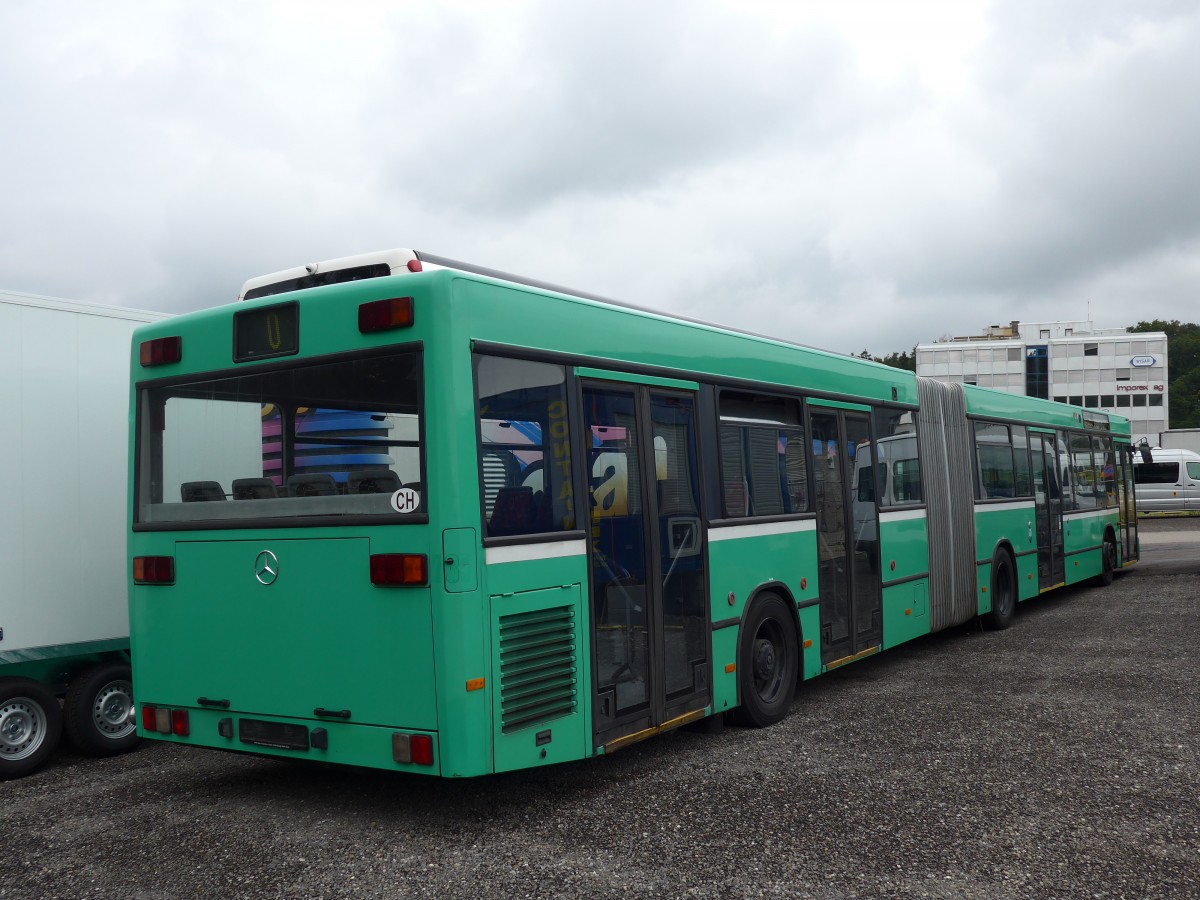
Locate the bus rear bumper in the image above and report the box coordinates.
[138,705,442,775]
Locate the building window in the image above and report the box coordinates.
[1101,395,1115,407]
[1133,395,1147,407]
[1008,347,1022,362]
[1116,395,1131,407]
[1070,395,1083,406]
[1040,330,1050,339]
[1149,394,1164,407]
[1024,345,1049,399]
[1054,396,1068,403]
[1084,343,1098,356]
[964,376,977,385]
[1085,395,1099,408]
[1116,369,1130,381]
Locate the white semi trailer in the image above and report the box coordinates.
[0,289,167,779]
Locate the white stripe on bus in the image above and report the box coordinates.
[878,508,927,523]
[974,500,1035,514]
[485,539,587,566]
[708,519,817,542]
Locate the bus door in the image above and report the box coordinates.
[1030,431,1065,589]
[809,409,882,666]
[580,379,710,750]
[1117,444,1140,564]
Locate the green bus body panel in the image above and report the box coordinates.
[973,504,1037,613]
[451,277,917,406]
[965,383,1098,430]
[489,583,589,773]
[134,537,437,728]
[1063,510,1112,585]
[878,514,931,648]
[706,525,820,692]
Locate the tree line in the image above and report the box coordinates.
[860,319,1199,429]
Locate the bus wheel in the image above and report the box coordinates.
[736,594,798,727]
[0,679,63,780]
[1095,535,1116,587]
[983,551,1016,630]
[65,663,138,757]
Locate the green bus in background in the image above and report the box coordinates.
[128,250,1139,777]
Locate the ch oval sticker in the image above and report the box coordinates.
[254,550,279,586]
[390,488,421,514]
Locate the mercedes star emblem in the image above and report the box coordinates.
[254,549,279,586]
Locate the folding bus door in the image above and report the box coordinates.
[580,378,710,751]
[1118,444,1140,564]
[1030,431,1065,590]
[810,409,882,666]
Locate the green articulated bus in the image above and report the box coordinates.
[128,250,1140,777]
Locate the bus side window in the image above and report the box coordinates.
[872,407,921,508]
[974,422,1014,499]
[475,356,575,537]
[717,391,806,517]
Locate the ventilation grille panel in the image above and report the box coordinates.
[499,606,577,733]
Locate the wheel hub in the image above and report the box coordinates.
[93,683,136,738]
[0,702,40,758]
[754,638,777,680]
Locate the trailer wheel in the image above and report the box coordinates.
[65,663,138,757]
[983,550,1017,630]
[0,679,63,780]
[736,593,799,728]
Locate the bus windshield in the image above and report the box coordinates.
[136,350,423,525]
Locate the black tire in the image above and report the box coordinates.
[0,679,63,780]
[984,549,1017,630]
[64,662,138,757]
[736,594,799,728]
[1095,535,1116,587]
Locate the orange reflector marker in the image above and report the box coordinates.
[724,663,736,673]
[982,586,987,593]
[139,336,182,367]
[133,556,175,585]
[358,297,414,333]
[905,608,912,616]
[466,678,486,692]
[370,553,428,586]
[803,639,812,648]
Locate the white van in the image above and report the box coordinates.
[1133,448,1200,512]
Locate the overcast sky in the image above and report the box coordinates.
[3,0,1198,355]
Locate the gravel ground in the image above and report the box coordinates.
[2,533,1196,899]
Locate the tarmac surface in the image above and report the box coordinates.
[2,517,1196,899]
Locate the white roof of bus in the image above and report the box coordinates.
[237,248,427,301]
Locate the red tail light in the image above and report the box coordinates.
[370,553,428,586]
[140,336,182,366]
[358,297,414,333]
[171,709,190,736]
[410,734,434,766]
[133,556,175,584]
[142,705,158,732]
